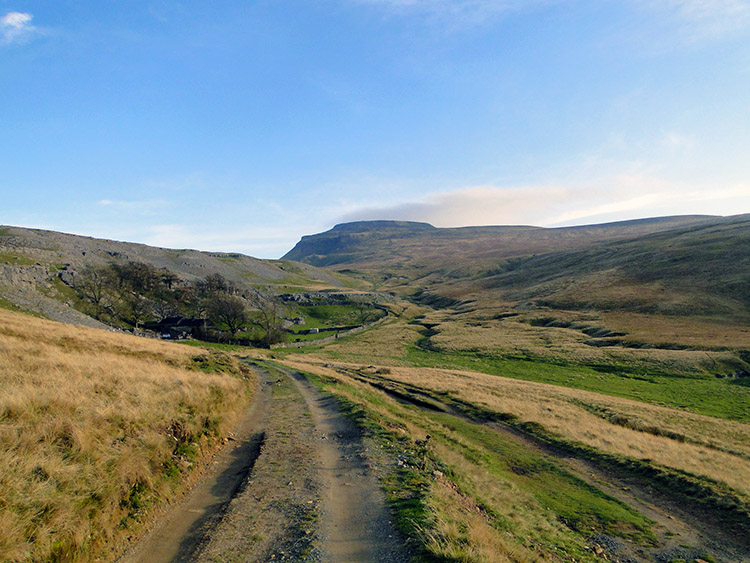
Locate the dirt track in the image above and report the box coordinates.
[119,366,271,563]
[285,369,411,562]
[122,362,410,562]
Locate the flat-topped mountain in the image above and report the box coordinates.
[284,214,750,319]
[283,216,717,268]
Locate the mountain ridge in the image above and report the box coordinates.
[282,213,750,320]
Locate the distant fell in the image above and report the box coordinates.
[283,214,750,319]
[330,220,437,233]
[282,215,717,269]
[283,220,437,266]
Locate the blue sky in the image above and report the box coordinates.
[2,1,749,258]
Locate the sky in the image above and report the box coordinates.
[2,1,750,258]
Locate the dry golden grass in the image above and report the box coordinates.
[424,311,739,375]
[598,311,750,349]
[0,309,252,562]
[318,319,423,364]
[284,358,750,498]
[420,477,544,563]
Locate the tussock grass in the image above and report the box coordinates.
[0,309,252,562]
[422,312,741,377]
[282,362,658,562]
[312,361,750,498]
[319,314,750,421]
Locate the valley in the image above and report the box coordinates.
[1,216,749,562]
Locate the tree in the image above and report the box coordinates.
[118,292,153,329]
[73,265,116,320]
[207,294,248,339]
[248,291,286,347]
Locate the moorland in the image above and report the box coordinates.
[1,215,749,562]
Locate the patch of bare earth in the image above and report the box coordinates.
[128,361,410,562]
[284,368,412,562]
[196,363,321,562]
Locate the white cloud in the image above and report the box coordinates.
[1,12,36,45]
[97,199,170,215]
[337,177,750,229]
[352,0,553,27]
[638,0,750,40]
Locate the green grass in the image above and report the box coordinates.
[426,411,656,546]
[0,252,35,266]
[290,365,656,562]
[403,346,750,422]
[0,295,25,312]
[292,303,377,328]
[178,339,251,352]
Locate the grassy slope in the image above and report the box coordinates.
[0,226,361,328]
[299,314,750,422]
[473,215,750,317]
[282,216,750,336]
[279,308,750,560]
[282,358,750,562]
[0,309,253,562]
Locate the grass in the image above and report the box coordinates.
[0,309,254,562]
[341,363,750,497]
[289,303,385,331]
[0,294,25,313]
[317,314,750,422]
[282,358,750,560]
[285,363,659,562]
[404,345,750,422]
[0,252,36,266]
[178,339,252,352]
[425,412,655,544]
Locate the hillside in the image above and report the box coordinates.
[0,226,355,328]
[282,216,716,271]
[0,308,253,562]
[283,215,750,320]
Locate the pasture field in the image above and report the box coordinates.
[0,309,253,562]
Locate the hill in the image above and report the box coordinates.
[0,307,253,562]
[283,214,750,320]
[282,216,716,270]
[0,226,354,328]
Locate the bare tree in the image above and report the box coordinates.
[207,294,248,339]
[248,290,286,347]
[73,265,115,320]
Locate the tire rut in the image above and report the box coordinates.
[282,367,412,563]
[118,365,271,563]
[347,369,750,562]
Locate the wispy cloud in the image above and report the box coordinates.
[1,11,36,45]
[97,199,170,216]
[638,0,750,40]
[337,177,750,228]
[352,0,553,27]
